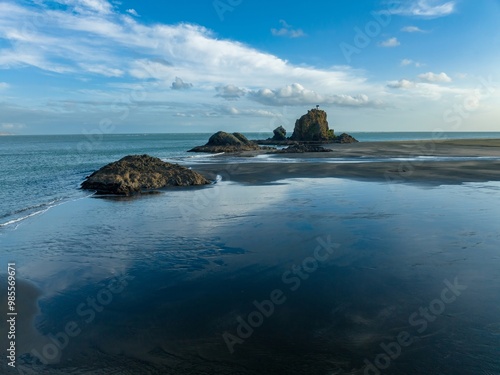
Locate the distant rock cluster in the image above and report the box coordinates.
[188,108,358,154]
[80,110,360,195]
[258,108,358,145]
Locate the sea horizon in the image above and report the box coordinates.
[5,130,500,136]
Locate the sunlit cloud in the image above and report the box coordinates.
[248,83,383,107]
[418,72,452,83]
[401,59,423,67]
[401,25,427,33]
[379,37,400,47]
[0,0,492,132]
[215,85,247,100]
[126,8,139,17]
[387,79,416,89]
[391,0,456,18]
[271,20,306,38]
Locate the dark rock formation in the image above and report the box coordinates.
[255,108,359,145]
[271,144,333,153]
[81,154,210,195]
[188,131,261,153]
[255,139,298,146]
[335,133,359,144]
[290,109,333,142]
[272,126,287,141]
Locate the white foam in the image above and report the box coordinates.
[0,193,95,229]
[0,208,49,227]
[187,152,225,159]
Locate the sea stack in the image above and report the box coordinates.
[290,108,333,142]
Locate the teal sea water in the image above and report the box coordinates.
[1,133,500,374]
[2,132,500,229]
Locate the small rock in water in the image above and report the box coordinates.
[81,154,210,195]
[188,131,262,153]
[271,144,333,153]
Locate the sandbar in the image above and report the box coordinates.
[190,139,500,185]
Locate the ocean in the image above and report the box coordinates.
[1,133,500,374]
[2,132,500,229]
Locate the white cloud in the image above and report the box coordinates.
[1,123,25,130]
[379,37,400,47]
[0,82,9,89]
[248,83,381,107]
[171,77,193,90]
[387,79,416,89]
[391,0,456,18]
[418,72,452,83]
[126,9,139,17]
[79,64,124,77]
[0,2,369,94]
[55,0,113,15]
[0,0,487,132]
[215,85,246,100]
[401,26,427,33]
[271,20,306,38]
[219,106,279,117]
[387,76,468,101]
[400,59,423,67]
[174,112,195,118]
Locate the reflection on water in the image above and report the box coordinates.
[1,179,500,374]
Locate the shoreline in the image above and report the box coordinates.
[189,139,500,185]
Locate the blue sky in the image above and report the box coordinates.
[0,0,499,134]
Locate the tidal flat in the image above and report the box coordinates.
[1,174,500,374]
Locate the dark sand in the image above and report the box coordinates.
[191,139,500,185]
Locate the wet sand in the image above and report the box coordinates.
[2,139,500,374]
[191,139,500,185]
[3,178,500,375]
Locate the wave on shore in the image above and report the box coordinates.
[263,154,500,162]
[0,195,94,230]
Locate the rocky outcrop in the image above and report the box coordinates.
[188,131,261,153]
[272,126,287,141]
[270,144,333,153]
[81,155,210,195]
[335,133,359,144]
[197,110,358,149]
[290,109,333,142]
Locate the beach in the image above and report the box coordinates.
[192,139,500,184]
[1,136,500,374]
